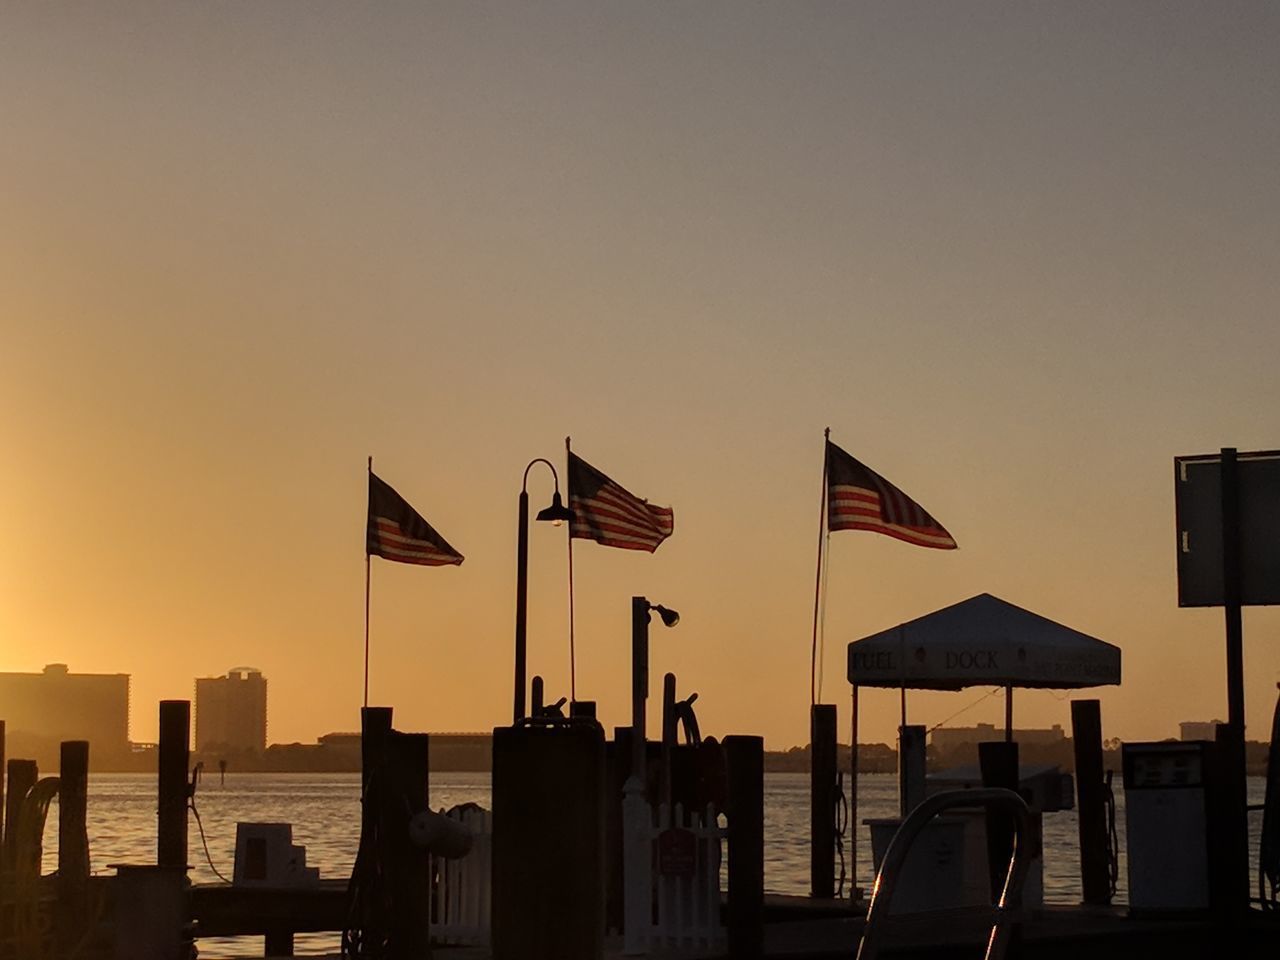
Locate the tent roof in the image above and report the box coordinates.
[846,593,1121,691]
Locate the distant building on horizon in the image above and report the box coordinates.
[929,722,1065,751]
[195,667,267,754]
[0,663,130,761]
[1180,720,1223,742]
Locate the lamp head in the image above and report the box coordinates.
[535,490,576,526]
[652,604,680,628]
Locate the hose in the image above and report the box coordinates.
[1103,770,1119,899]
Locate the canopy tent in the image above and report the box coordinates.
[840,593,1121,896]
[847,592,1121,693]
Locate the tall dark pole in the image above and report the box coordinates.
[514,489,530,723]
[1220,446,1249,909]
[631,596,650,784]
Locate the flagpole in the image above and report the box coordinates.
[364,455,372,709]
[810,427,830,707]
[566,435,577,703]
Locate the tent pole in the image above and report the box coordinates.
[850,684,859,906]
[1004,685,1013,742]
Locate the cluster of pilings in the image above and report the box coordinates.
[0,720,92,960]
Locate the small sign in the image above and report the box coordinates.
[657,827,697,877]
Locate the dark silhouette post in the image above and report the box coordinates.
[1071,700,1111,905]
[1219,448,1250,911]
[389,732,431,960]
[0,720,5,860]
[158,700,190,869]
[810,704,837,899]
[58,740,91,952]
[979,740,1020,901]
[725,735,764,958]
[4,759,37,875]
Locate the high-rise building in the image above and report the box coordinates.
[0,663,130,760]
[195,667,268,754]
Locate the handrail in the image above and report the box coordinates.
[856,787,1032,960]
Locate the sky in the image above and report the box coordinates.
[2,2,1279,750]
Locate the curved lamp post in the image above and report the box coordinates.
[514,458,576,723]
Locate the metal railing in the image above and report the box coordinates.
[856,788,1032,960]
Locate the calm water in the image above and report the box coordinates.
[39,772,1268,957]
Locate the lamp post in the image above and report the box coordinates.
[513,458,576,724]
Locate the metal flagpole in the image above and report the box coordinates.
[810,427,830,706]
[566,435,577,703]
[364,455,372,709]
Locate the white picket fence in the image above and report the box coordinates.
[641,801,727,954]
[430,804,492,946]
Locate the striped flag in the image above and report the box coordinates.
[825,441,956,549]
[567,452,674,552]
[366,472,464,566]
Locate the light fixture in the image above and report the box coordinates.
[652,604,680,628]
[535,490,575,526]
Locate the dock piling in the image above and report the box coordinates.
[810,704,837,899]
[1071,699,1111,905]
[725,734,763,959]
[58,740,91,952]
[3,759,38,875]
[158,700,190,870]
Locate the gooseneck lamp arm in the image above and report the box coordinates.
[514,457,576,724]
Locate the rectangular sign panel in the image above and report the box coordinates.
[1175,451,1280,607]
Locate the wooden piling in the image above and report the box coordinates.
[662,673,677,807]
[4,759,37,875]
[388,731,431,960]
[58,740,91,952]
[810,704,837,899]
[0,720,6,861]
[979,740,1020,901]
[158,700,190,869]
[1071,700,1111,905]
[725,735,763,959]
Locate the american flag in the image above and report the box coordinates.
[567,452,674,552]
[366,472,464,566]
[825,441,956,549]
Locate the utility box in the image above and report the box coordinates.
[233,823,319,887]
[1123,741,1212,911]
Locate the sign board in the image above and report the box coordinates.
[656,827,697,877]
[1175,451,1280,607]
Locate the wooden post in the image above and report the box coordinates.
[158,700,190,869]
[389,732,430,960]
[810,704,837,899]
[0,720,6,862]
[58,740,91,950]
[4,759,37,875]
[725,735,763,959]
[1071,700,1111,905]
[264,930,294,956]
[979,740,1020,902]
[1005,686,1014,743]
[661,672,677,808]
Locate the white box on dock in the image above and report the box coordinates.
[233,822,320,888]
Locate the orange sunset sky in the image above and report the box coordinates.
[3,3,1279,749]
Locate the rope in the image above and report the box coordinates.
[342,764,398,958]
[926,687,1004,734]
[189,797,233,884]
[833,770,849,900]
